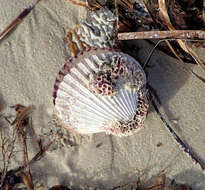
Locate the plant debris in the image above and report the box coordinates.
[0,104,51,190]
[0,0,41,41]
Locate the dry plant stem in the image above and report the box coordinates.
[4,141,52,178]
[21,172,34,190]
[0,105,51,189]
[151,97,205,174]
[112,181,139,190]
[65,0,88,8]
[12,105,52,169]
[142,39,205,83]
[164,40,205,83]
[27,141,52,166]
[0,0,41,41]
[13,105,34,189]
[11,105,34,129]
[165,40,184,64]
[158,0,205,71]
[119,0,133,11]
[21,132,34,190]
[0,125,18,187]
[28,118,43,152]
[144,174,166,190]
[118,30,205,40]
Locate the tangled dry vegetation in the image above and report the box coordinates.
[0,0,204,189]
[0,105,51,190]
[0,103,193,190]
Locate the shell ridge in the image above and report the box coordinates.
[89,54,101,69]
[56,87,110,122]
[87,94,124,120]
[63,97,110,121]
[58,82,118,120]
[70,109,106,124]
[111,96,129,118]
[103,96,129,119]
[69,70,88,89]
[99,96,126,120]
[74,64,90,80]
[131,88,138,113]
[81,59,96,73]
[127,88,135,114]
[117,90,132,118]
[85,58,99,72]
[124,89,136,115]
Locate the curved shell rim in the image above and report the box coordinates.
[53,47,147,105]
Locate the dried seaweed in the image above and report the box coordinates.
[0,105,51,190]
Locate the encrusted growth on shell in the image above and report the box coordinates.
[78,8,116,48]
[88,55,129,96]
[88,53,145,97]
[67,8,116,56]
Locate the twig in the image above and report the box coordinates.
[142,39,205,83]
[119,0,133,11]
[118,30,205,40]
[0,0,41,41]
[65,0,88,8]
[151,97,205,174]
[0,104,51,189]
[0,124,18,187]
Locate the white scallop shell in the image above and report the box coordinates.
[53,48,149,136]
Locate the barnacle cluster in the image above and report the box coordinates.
[88,55,130,96]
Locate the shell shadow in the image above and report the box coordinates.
[121,40,190,109]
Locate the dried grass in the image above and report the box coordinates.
[0,104,51,189]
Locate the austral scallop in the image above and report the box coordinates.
[53,48,149,136]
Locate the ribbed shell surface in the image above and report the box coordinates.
[53,48,148,136]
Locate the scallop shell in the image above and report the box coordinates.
[53,48,149,136]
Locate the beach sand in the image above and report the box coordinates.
[0,0,205,189]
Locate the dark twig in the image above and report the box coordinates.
[151,97,205,174]
[142,39,205,83]
[0,0,41,41]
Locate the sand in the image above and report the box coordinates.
[0,0,205,189]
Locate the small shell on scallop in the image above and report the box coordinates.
[67,8,117,56]
[53,48,149,136]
